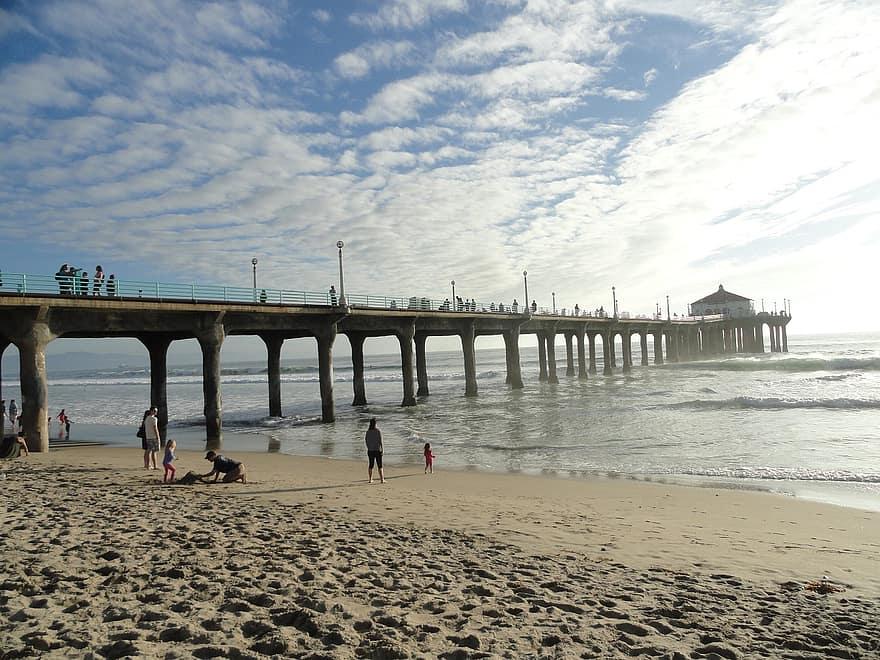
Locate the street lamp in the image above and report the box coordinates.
[522,271,529,314]
[612,286,618,318]
[552,291,556,314]
[666,295,671,321]
[451,280,456,310]
[251,257,258,289]
[336,241,346,306]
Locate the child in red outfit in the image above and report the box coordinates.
[423,442,435,474]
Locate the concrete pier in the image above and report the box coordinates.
[0,293,792,452]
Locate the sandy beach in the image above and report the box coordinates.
[1,447,878,658]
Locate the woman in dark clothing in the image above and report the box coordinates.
[364,417,385,484]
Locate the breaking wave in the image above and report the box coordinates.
[668,357,880,372]
[668,397,880,411]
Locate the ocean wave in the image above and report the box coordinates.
[672,466,880,483]
[667,396,880,411]
[668,356,880,372]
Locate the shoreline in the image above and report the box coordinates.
[2,447,878,656]
[45,421,880,513]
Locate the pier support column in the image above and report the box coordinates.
[602,333,613,376]
[622,332,632,374]
[503,327,523,389]
[782,324,789,352]
[653,332,664,365]
[546,330,559,384]
[609,333,617,368]
[575,329,587,380]
[397,322,417,406]
[349,333,367,405]
[460,322,478,397]
[769,324,777,352]
[316,325,336,422]
[588,332,597,374]
[140,334,173,444]
[757,324,765,353]
[0,339,7,439]
[259,334,284,418]
[415,332,430,397]
[666,331,677,363]
[640,332,649,366]
[537,334,548,382]
[564,333,575,377]
[16,321,53,452]
[197,318,225,450]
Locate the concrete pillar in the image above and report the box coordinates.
[640,332,649,366]
[415,332,429,397]
[758,324,765,353]
[316,325,336,422]
[397,323,417,406]
[141,335,173,444]
[622,332,632,374]
[564,332,575,377]
[16,321,53,452]
[349,333,367,405]
[782,324,788,352]
[537,334,548,382]
[602,333,613,375]
[258,334,283,418]
[0,339,7,439]
[503,327,523,389]
[666,331,677,363]
[198,320,225,450]
[653,332,664,365]
[588,332,597,374]
[769,324,777,352]
[461,322,478,397]
[575,329,587,380]
[775,325,783,353]
[609,334,617,367]
[546,330,559,384]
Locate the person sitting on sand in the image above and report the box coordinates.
[203,450,247,483]
[163,439,177,483]
[13,432,29,457]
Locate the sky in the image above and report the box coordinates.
[1,0,879,365]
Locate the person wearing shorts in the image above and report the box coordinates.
[364,417,385,484]
[203,450,247,483]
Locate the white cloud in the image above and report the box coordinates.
[643,67,657,86]
[334,40,415,79]
[350,0,468,31]
[0,55,110,113]
[312,9,332,23]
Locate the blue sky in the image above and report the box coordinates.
[1,0,878,364]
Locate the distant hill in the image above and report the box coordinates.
[1,351,148,376]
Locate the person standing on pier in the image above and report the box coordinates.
[106,274,117,297]
[329,285,338,306]
[92,265,104,295]
[365,417,385,484]
[531,300,537,313]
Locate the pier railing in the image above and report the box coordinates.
[0,271,739,321]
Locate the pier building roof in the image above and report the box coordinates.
[691,285,752,306]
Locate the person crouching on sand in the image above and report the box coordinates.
[424,442,435,474]
[163,439,177,483]
[203,450,247,483]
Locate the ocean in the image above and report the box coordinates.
[4,332,880,511]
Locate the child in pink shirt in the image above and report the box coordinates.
[423,442,435,474]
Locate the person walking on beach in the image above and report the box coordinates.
[1,399,6,438]
[56,409,71,437]
[163,439,177,483]
[203,450,247,483]
[8,400,17,430]
[143,407,160,469]
[423,442,435,474]
[365,417,385,484]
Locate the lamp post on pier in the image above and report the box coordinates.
[451,280,456,310]
[336,241,346,306]
[552,291,556,314]
[612,286,618,318]
[251,257,258,289]
[666,295,671,321]
[522,271,529,314]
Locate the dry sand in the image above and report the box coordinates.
[1,447,878,658]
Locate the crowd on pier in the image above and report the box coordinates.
[53,264,116,296]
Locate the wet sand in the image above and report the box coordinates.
[1,447,878,658]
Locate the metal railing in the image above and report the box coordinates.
[0,271,750,322]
